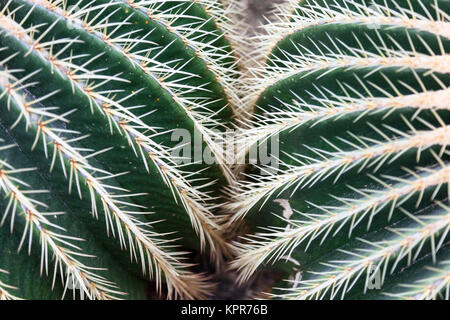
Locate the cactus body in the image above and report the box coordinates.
[0,0,238,299]
[229,0,450,300]
[0,0,449,301]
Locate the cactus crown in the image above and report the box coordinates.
[0,0,449,300]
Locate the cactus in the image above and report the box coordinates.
[0,0,449,301]
[0,0,239,299]
[228,0,450,300]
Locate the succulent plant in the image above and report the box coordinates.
[0,0,239,299]
[0,0,449,301]
[228,0,450,300]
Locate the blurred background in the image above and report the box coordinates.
[241,0,286,30]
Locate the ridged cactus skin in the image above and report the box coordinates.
[229,0,450,299]
[0,0,238,299]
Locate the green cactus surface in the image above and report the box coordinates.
[0,0,238,299]
[228,0,450,300]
